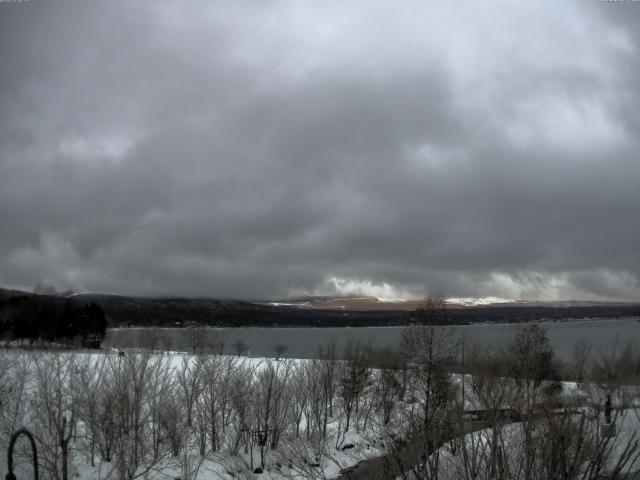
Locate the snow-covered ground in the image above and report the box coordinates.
[0,349,387,480]
[1,347,639,480]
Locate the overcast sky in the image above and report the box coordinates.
[1,1,639,301]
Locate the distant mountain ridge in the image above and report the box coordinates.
[1,288,638,328]
[262,296,640,311]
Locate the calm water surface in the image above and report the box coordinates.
[104,318,640,359]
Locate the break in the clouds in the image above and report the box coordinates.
[1,0,639,301]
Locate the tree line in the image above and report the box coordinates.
[0,295,107,346]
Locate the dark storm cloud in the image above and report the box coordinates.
[0,0,638,300]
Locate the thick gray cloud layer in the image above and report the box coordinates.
[1,0,639,300]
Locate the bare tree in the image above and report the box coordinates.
[158,393,184,457]
[290,362,310,438]
[31,353,78,480]
[339,339,372,433]
[455,344,519,479]
[302,359,333,447]
[229,361,256,454]
[178,433,205,480]
[104,351,174,480]
[370,346,406,427]
[569,339,592,385]
[397,296,458,479]
[253,360,293,451]
[161,334,173,352]
[318,340,339,420]
[177,355,204,429]
[210,330,226,355]
[507,324,557,414]
[200,355,238,453]
[272,343,288,360]
[141,328,162,352]
[186,325,209,355]
[233,339,249,357]
[591,340,640,410]
[146,351,176,459]
[76,354,109,467]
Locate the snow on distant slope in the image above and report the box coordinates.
[446,296,516,306]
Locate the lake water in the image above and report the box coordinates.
[104,317,640,359]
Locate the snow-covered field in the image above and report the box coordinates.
[1,346,639,480]
[0,349,389,480]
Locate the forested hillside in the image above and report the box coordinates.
[1,289,638,332]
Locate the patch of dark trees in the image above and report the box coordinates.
[0,294,107,347]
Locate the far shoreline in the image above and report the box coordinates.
[108,315,640,331]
